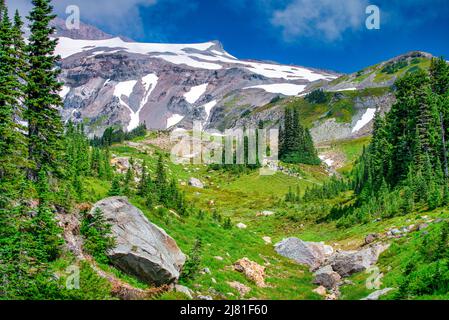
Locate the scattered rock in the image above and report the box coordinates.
[256,211,275,217]
[188,177,204,189]
[214,256,224,261]
[274,238,333,270]
[361,288,393,300]
[418,223,429,231]
[390,228,401,236]
[174,285,193,299]
[198,295,213,300]
[326,292,339,300]
[203,267,211,274]
[211,278,217,284]
[262,236,272,244]
[233,258,266,287]
[364,234,378,245]
[313,265,341,290]
[91,197,186,285]
[312,286,327,296]
[208,200,215,206]
[236,223,247,229]
[111,157,130,174]
[329,243,389,277]
[227,281,251,297]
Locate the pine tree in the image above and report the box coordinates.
[25,0,64,180]
[280,107,320,165]
[108,176,122,197]
[0,7,27,185]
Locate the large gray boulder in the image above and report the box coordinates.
[329,243,389,277]
[313,265,341,289]
[91,197,186,285]
[274,238,333,270]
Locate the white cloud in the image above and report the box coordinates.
[271,0,369,42]
[6,0,158,38]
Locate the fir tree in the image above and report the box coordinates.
[0,8,27,185]
[25,0,64,180]
[108,176,122,197]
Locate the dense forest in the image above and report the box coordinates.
[0,0,191,299]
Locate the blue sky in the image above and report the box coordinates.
[8,0,449,73]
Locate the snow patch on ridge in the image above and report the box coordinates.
[167,114,184,128]
[244,83,307,96]
[59,86,70,99]
[184,84,208,104]
[352,108,376,133]
[113,80,140,131]
[202,100,217,122]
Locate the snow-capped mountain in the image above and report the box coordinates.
[56,21,338,136]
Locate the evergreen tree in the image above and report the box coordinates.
[0,7,27,186]
[108,176,122,197]
[25,0,64,180]
[280,107,320,165]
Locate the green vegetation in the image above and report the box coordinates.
[280,107,320,165]
[91,123,147,148]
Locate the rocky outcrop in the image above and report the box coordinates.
[313,265,341,290]
[188,177,204,188]
[274,238,333,270]
[233,258,266,287]
[91,197,186,285]
[227,281,251,297]
[329,243,390,277]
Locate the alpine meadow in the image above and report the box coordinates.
[1,0,449,308]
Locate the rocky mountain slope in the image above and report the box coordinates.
[235,51,436,143]
[56,21,338,136]
[55,21,436,143]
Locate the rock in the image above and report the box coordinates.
[211,278,217,284]
[175,285,193,299]
[390,228,401,236]
[312,286,327,296]
[233,258,266,287]
[418,223,429,231]
[91,197,186,285]
[214,256,224,261]
[188,177,204,188]
[274,238,333,270]
[198,295,213,300]
[326,292,339,300]
[361,288,393,300]
[329,243,389,277]
[236,223,247,229]
[364,234,378,245]
[227,281,251,297]
[313,265,341,289]
[262,236,272,244]
[256,211,275,217]
[203,267,211,274]
[111,157,130,174]
[208,200,215,206]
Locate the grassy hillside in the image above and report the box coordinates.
[62,130,448,301]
